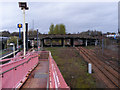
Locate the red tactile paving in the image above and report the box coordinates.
[21,60,49,89]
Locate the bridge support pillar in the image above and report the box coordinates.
[39,39,41,47]
[40,39,43,50]
[41,39,44,47]
[43,39,45,47]
[85,39,88,46]
[95,40,98,46]
[38,39,41,50]
[73,38,75,47]
[70,38,74,47]
[61,38,65,47]
[32,40,34,49]
[40,39,42,47]
[51,39,52,47]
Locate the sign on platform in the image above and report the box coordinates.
[17,24,22,28]
[17,24,22,39]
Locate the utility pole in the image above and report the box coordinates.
[37,29,38,51]
[26,23,28,51]
[23,8,26,56]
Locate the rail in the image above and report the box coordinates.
[76,47,120,88]
[0,50,19,60]
[0,51,29,64]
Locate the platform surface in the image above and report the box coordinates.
[21,59,49,89]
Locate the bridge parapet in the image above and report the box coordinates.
[29,34,100,40]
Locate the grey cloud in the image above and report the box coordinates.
[0,2,118,33]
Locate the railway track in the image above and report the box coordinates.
[83,48,119,79]
[76,47,120,88]
[88,49,119,72]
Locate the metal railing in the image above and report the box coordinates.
[0,50,70,89]
[0,50,19,60]
[0,52,38,89]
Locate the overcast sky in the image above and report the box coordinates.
[0,1,118,34]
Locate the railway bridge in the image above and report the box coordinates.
[28,34,100,47]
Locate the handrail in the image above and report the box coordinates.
[1,51,39,89]
[47,57,50,89]
[0,50,19,60]
[0,55,37,75]
[0,51,38,63]
[1,53,37,68]
[15,51,23,57]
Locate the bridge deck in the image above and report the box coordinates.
[21,59,49,89]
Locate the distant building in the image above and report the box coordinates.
[0,37,9,50]
[118,28,120,34]
[106,33,120,38]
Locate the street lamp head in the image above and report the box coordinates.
[9,43,14,46]
[18,2,29,10]
[7,43,14,46]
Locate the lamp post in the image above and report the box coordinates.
[18,2,29,56]
[37,29,38,51]
[9,43,15,57]
[17,37,18,49]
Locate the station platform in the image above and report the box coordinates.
[1,51,70,89]
[21,59,49,88]
[21,51,49,88]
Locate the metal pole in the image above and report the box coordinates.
[37,29,38,51]
[32,40,34,49]
[26,23,28,51]
[88,63,92,74]
[13,45,15,57]
[19,28,21,39]
[86,39,87,46]
[23,8,26,56]
[102,39,104,55]
[17,38,18,49]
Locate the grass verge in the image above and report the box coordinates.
[45,47,96,88]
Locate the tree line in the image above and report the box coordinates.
[1,30,41,37]
[1,25,103,37]
[48,24,66,34]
